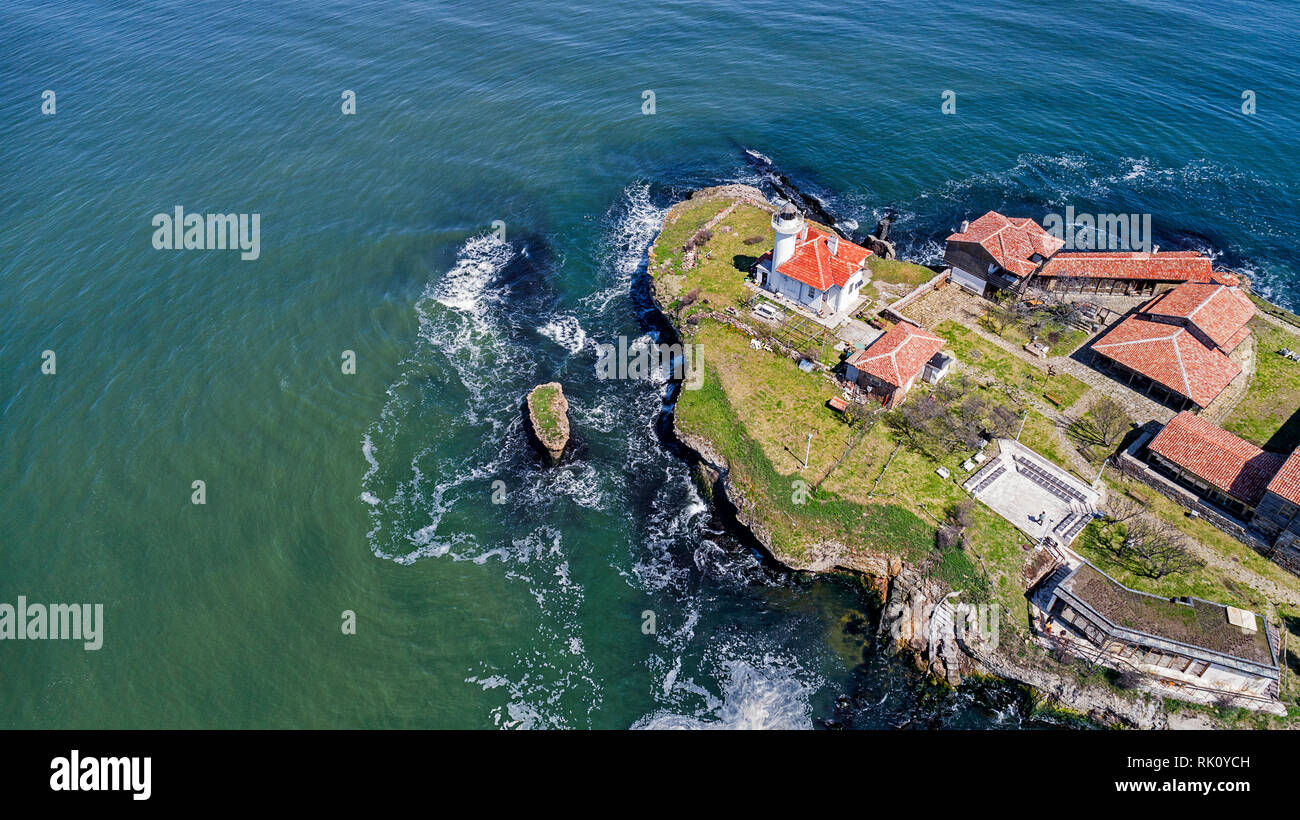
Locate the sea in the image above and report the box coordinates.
[2,0,1297,728]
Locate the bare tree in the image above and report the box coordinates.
[1091,397,1129,447]
[1129,519,1200,579]
[981,302,1018,337]
[949,498,976,530]
[1103,495,1146,530]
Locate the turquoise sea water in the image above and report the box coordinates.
[2,0,1298,728]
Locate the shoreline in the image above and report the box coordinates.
[639,184,1295,729]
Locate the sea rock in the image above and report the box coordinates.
[525,382,570,464]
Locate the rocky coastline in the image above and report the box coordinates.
[652,184,1169,729]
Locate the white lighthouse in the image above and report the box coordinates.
[770,202,805,280]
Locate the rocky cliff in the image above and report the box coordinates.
[658,187,1167,729]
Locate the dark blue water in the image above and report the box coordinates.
[2,0,1296,728]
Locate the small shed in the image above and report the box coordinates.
[921,352,954,385]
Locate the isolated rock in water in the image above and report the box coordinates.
[525,382,570,463]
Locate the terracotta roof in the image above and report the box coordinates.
[775,226,871,291]
[1038,251,1215,283]
[1147,412,1285,505]
[946,212,1063,278]
[1140,282,1255,350]
[1092,317,1239,408]
[847,321,946,388]
[1266,450,1300,507]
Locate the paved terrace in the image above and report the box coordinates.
[964,439,1103,546]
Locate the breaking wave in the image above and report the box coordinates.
[632,654,818,730]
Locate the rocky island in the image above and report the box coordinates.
[525,382,571,464]
[647,184,1300,730]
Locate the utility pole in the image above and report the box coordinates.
[804,432,814,470]
[1015,410,1028,443]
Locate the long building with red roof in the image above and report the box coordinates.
[1036,250,1218,296]
[1146,412,1285,517]
[1089,280,1255,411]
[844,320,947,407]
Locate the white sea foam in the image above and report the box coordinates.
[632,655,817,730]
[581,181,665,315]
[537,313,589,355]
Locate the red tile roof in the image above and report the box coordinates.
[847,321,946,389]
[1038,251,1215,283]
[1148,412,1286,505]
[1140,282,1255,350]
[946,212,1064,278]
[1092,317,1240,408]
[775,226,871,291]
[1266,450,1300,506]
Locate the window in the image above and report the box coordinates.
[806,285,816,299]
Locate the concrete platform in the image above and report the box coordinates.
[964,440,1103,546]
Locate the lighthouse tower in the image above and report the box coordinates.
[770,202,806,279]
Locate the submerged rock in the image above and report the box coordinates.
[525,382,570,464]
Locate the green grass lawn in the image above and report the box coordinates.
[1222,318,1300,451]
[676,321,936,565]
[650,199,774,310]
[1015,410,1093,479]
[998,319,1092,358]
[1072,518,1269,613]
[934,321,1090,409]
[1095,477,1300,611]
[867,257,936,287]
[527,384,563,439]
[1248,291,1300,330]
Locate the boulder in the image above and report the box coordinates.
[525,382,570,464]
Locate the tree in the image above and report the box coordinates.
[981,302,1018,337]
[1128,519,1201,579]
[841,397,876,429]
[1090,397,1129,448]
[949,498,975,530]
[1102,495,1145,531]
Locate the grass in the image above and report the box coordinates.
[1222,318,1300,451]
[650,200,779,313]
[866,257,936,287]
[527,384,564,441]
[1015,410,1090,479]
[934,320,1090,410]
[1094,476,1300,612]
[1248,291,1300,330]
[997,319,1092,358]
[677,315,1038,609]
[1071,520,1265,610]
[676,321,935,564]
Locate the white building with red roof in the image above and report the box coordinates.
[755,203,872,317]
[1089,280,1255,411]
[844,320,947,407]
